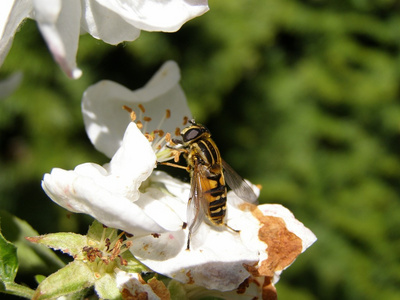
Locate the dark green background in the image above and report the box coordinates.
[1,1,400,299]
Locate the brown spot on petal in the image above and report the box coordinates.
[121,288,148,300]
[148,278,170,300]
[239,202,259,215]
[262,277,277,300]
[186,270,194,284]
[236,278,250,294]
[243,263,260,277]
[258,215,302,277]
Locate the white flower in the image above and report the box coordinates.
[129,176,317,294]
[82,60,191,158]
[42,61,191,235]
[42,60,317,296]
[0,0,209,78]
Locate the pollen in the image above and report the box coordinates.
[183,116,189,125]
[145,133,154,142]
[122,103,185,163]
[173,150,182,162]
[81,229,133,274]
[138,104,146,113]
[122,105,136,122]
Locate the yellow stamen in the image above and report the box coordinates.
[173,150,182,162]
[145,133,154,142]
[165,133,171,143]
[122,105,136,122]
[138,104,146,113]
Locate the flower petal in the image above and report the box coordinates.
[116,270,163,300]
[42,123,172,236]
[130,221,259,292]
[42,167,167,236]
[82,61,191,158]
[0,0,32,68]
[129,186,316,292]
[95,0,209,32]
[106,123,157,199]
[257,204,317,252]
[234,202,317,285]
[33,0,82,78]
[81,0,141,45]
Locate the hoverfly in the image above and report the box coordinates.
[164,120,258,249]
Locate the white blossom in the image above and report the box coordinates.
[0,0,209,78]
[42,61,191,235]
[42,60,317,296]
[129,177,317,293]
[82,60,191,158]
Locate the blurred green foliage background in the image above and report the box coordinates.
[1,0,400,299]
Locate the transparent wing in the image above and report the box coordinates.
[187,164,209,236]
[222,159,258,203]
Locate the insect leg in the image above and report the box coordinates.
[157,161,189,170]
[225,223,240,233]
[186,230,192,250]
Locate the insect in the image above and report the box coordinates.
[164,120,258,249]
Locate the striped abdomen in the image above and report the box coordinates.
[204,172,227,225]
[191,138,227,225]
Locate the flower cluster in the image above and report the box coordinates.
[40,61,317,299]
[0,1,317,299]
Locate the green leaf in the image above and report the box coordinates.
[0,231,18,283]
[0,210,65,274]
[33,261,95,300]
[26,232,88,257]
[0,231,35,298]
[35,274,46,284]
[1,282,36,299]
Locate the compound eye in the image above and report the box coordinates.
[183,128,201,142]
